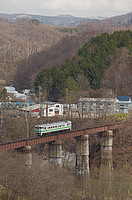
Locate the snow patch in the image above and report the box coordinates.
[5,86,27,100]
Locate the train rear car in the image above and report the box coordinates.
[35,121,72,136]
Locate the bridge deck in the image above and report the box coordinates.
[0,122,130,151]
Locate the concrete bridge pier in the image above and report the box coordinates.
[48,140,62,167]
[76,135,89,176]
[100,130,114,177]
[23,146,33,168]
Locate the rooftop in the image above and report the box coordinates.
[42,101,60,105]
[118,96,131,102]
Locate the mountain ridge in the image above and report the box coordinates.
[0,12,132,27]
[0,13,102,26]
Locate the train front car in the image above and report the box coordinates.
[35,125,43,136]
[35,121,72,136]
[66,120,72,130]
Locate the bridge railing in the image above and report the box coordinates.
[0,121,131,151]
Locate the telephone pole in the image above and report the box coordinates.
[38,86,42,104]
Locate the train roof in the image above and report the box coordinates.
[35,120,71,127]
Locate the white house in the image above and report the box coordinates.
[77,97,117,117]
[41,101,63,117]
[116,96,132,113]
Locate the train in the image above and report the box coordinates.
[35,120,72,136]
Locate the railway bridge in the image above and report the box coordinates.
[0,121,131,176]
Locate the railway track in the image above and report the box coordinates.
[0,121,131,151]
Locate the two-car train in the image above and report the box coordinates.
[35,120,72,136]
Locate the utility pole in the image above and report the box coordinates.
[0,112,2,127]
[69,93,71,118]
[66,88,68,105]
[46,104,48,118]
[25,114,29,138]
[38,86,42,117]
[38,86,42,104]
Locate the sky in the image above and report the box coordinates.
[0,0,132,18]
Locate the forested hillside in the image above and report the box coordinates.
[34,30,132,101]
[105,12,132,26]
[0,13,132,93]
[14,21,132,90]
[0,18,66,86]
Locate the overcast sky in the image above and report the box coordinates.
[0,0,132,18]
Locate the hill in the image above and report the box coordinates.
[105,12,132,26]
[0,12,132,94]
[0,13,100,26]
[14,27,132,101]
[13,19,132,90]
[32,30,132,101]
[1,12,132,27]
[0,18,69,85]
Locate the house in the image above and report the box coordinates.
[19,104,40,118]
[77,98,117,117]
[19,101,64,118]
[116,96,132,113]
[63,103,78,115]
[41,101,63,117]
